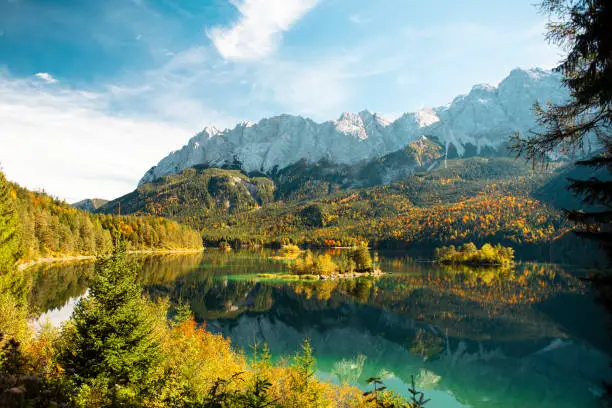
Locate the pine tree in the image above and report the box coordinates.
[59,241,162,404]
[512,0,611,241]
[0,171,21,274]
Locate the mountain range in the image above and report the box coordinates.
[88,66,605,255]
[140,68,567,185]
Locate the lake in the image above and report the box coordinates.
[28,249,612,408]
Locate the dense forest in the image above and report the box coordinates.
[9,178,203,263]
[101,157,571,250]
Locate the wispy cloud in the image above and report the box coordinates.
[35,72,58,84]
[253,58,350,118]
[207,0,320,60]
[251,44,412,118]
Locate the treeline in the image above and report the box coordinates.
[89,156,568,250]
[199,189,566,249]
[9,175,202,262]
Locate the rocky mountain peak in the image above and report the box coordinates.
[139,67,569,185]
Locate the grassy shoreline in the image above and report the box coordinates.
[17,248,204,270]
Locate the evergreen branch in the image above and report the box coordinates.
[575,155,612,170]
[567,178,612,207]
[566,209,612,224]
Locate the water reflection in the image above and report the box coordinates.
[28,249,612,408]
[26,261,93,314]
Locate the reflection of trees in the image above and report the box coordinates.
[26,253,205,314]
[277,262,584,341]
[29,251,587,344]
[155,258,585,341]
[26,262,93,313]
[429,262,585,312]
[135,252,204,284]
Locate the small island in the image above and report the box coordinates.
[434,242,515,266]
[260,246,383,280]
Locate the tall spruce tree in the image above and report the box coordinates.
[0,171,21,274]
[512,0,611,241]
[59,241,162,404]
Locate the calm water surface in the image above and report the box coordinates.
[29,249,612,408]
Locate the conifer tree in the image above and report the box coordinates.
[59,241,162,404]
[512,0,611,241]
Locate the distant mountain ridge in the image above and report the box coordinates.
[140,68,567,185]
[72,198,109,212]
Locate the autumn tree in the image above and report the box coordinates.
[0,171,21,274]
[512,0,611,241]
[351,246,373,272]
[0,170,28,355]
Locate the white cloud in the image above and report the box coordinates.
[35,72,59,84]
[0,75,194,202]
[207,0,320,60]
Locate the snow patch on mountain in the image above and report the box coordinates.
[139,68,568,185]
[415,108,440,127]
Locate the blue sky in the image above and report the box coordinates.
[0,0,562,201]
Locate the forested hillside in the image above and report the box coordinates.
[99,167,276,222]
[100,156,571,249]
[201,169,567,248]
[7,176,203,263]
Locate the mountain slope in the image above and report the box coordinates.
[197,157,567,249]
[99,168,276,221]
[140,68,567,184]
[273,136,443,200]
[72,198,109,212]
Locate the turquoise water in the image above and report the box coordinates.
[31,249,612,407]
